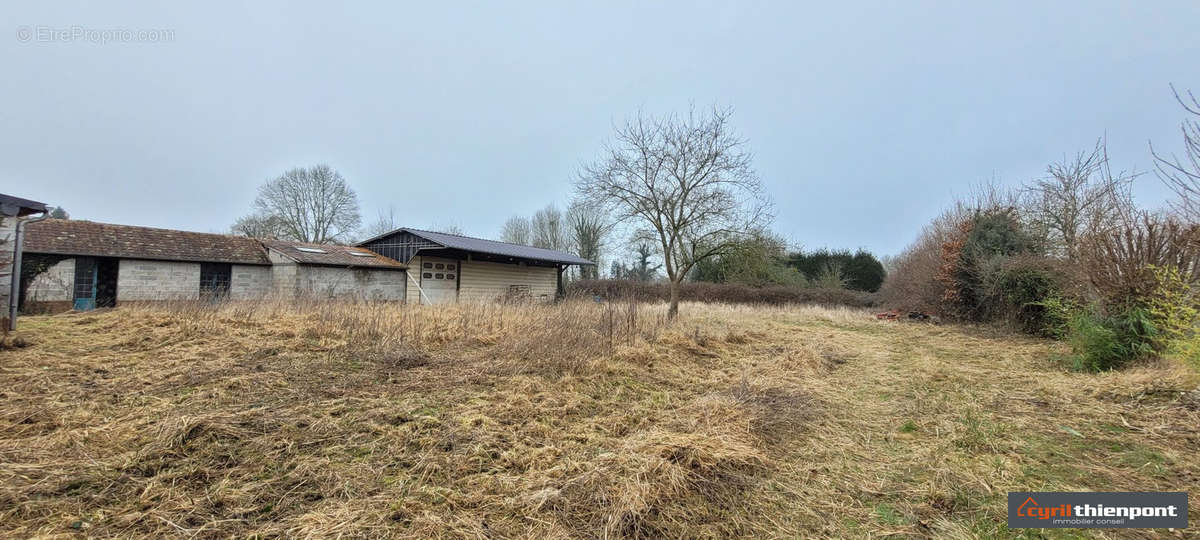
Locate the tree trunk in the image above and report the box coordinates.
[667,280,680,320]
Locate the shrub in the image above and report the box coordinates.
[939,208,1036,321]
[878,219,958,313]
[1023,296,1077,340]
[1145,265,1200,369]
[1068,306,1159,372]
[982,256,1081,337]
[811,262,848,290]
[691,233,806,287]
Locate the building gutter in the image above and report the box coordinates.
[9,210,49,331]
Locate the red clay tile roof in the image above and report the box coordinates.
[262,239,406,269]
[24,219,272,265]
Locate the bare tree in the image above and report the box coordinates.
[1079,206,1200,303]
[576,106,770,318]
[230,213,288,239]
[429,221,464,235]
[1151,85,1200,222]
[249,164,361,244]
[362,205,399,239]
[499,215,532,245]
[531,204,569,251]
[610,243,661,281]
[1023,139,1134,260]
[566,200,612,279]
[628,243,662,281]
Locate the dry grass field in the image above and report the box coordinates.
[1,300,1197,538]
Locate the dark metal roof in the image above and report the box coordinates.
[262,239,406,269]
[358,227,594,266]
[0,193,48,217]
[24,219,272,265]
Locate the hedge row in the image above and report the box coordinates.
[566,279,877,308]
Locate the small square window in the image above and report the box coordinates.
[446,273,455,280]
[423,262,432,269]
[435,263,444,269]
[423,272,433,279]
[435,273,444,279]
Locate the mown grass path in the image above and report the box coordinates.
[761,315,1199,538]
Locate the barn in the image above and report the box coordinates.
[18,220,592,311]
[21,219,406,311]
[358,227,593,304]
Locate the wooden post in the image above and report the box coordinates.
[556,265,564,300]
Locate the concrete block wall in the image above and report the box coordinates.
[117,259,201,301]
[15,254,414,307]
[296,266,406,300]
[230,264,271,300]
[270,264,298,297]
[25,257,74,302]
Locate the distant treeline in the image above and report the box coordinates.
[686,233,885,293]
[567,279,877,308]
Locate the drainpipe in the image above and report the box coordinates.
[9,210,48,331]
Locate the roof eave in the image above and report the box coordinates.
[22,248,272,266]
[401,228,591,266]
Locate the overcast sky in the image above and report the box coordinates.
[3,2,1198,257]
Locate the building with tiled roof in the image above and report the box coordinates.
[21,219,408,310]
[18,218,592,311]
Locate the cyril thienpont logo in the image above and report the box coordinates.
[1009,492,1187,529]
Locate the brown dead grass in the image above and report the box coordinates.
[1,300,1197,538]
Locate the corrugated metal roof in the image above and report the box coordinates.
[262,239,406,269]
[24,219,272,265]
[0,193,48,217]
[366,227,594,266]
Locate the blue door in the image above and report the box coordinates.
[73,257,97,311]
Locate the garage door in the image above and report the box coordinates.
[419,258,458,304]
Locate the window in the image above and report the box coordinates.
[200,263,232,300]
[73,257,96,301]
[296,247,326,254]
[435,263,444,269]
[423,272,433,279]
[446,273,455,280]
[423,262,433,269]
[505,284,531,301]
[435,273,444,279]
[446,264,456,270]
